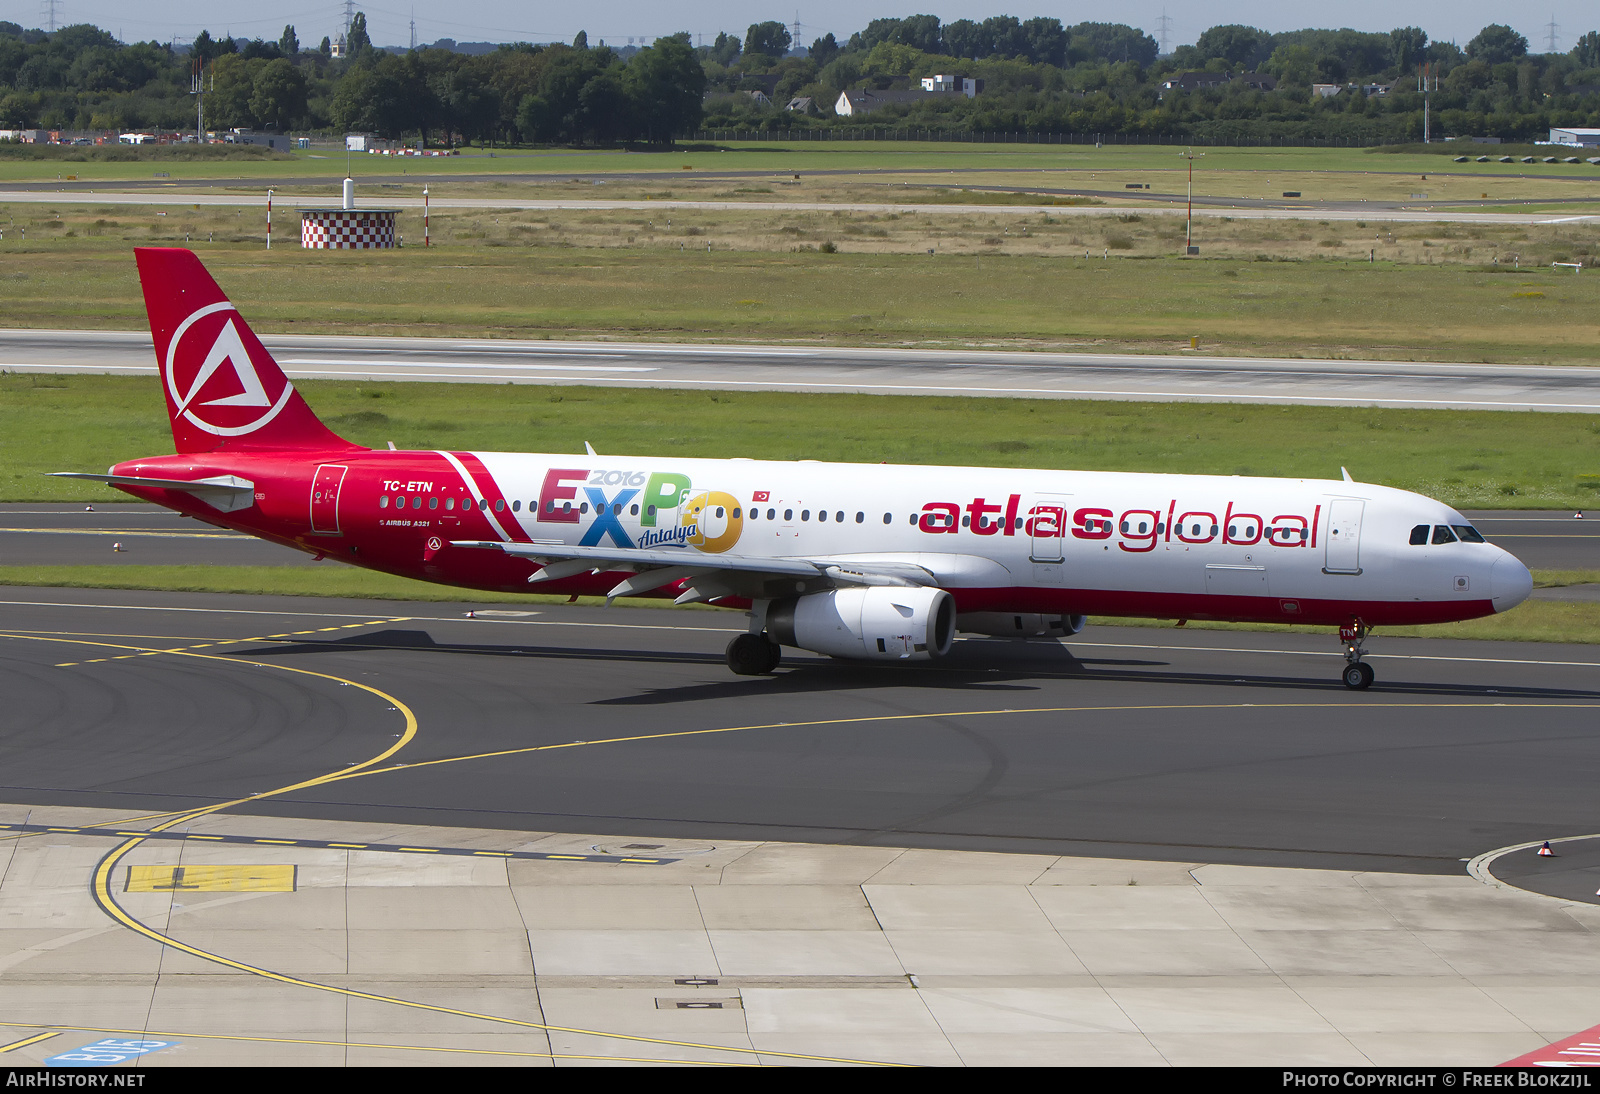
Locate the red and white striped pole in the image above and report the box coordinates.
[266,188,272,250]
[423,186,429,247]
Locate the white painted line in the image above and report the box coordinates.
[1467,833,1600,906]
[280,358,657,373]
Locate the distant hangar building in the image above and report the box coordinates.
[1549,127,1600,146]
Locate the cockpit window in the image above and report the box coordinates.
[1451,525,1486,543]
[1409,524,1429,546]
[1432,525,1458,545]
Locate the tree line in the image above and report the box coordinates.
[5,14,1600,145]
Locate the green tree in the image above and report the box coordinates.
[709,31,741,66]
[625,32,705,143]
[1572,31,1600,68]
[249,57,307,129]
[1466,25,1527,66]
[1389,27,1426,71]
[1194,25,1270,68]
[573,31,588,50]
[745,21,791,60]
[347,12,372,60]
[279,25,299,56]
[808,33,838,66]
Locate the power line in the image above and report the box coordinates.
[41,0,62,34]
[1546,14,1560,53]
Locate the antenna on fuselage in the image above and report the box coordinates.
[584,441,598,455]
[1341,467,1354,482]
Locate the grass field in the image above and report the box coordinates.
[0,564,1592,645]
[5,375,1598,508]
[6,233,1600,363]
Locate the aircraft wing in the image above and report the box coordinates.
[51,472,256,513]
[450,539,935,604]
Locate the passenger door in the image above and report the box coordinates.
[1323,498,1364,574]
[310,464,348,534]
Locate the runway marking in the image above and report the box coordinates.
[51,618,406,666]
[0,629,904,1067]
[0,527,250,539]
[0,1023,754,1065]
[0,599,735,634]
[1466,833,1600,911]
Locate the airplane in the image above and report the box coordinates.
[56,247,1533,688]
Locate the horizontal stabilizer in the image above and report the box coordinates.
[52,472,256,513]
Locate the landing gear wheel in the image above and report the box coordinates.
[1342,662,1375,690]
[727,633,780,676]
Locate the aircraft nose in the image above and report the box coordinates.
[1490,553,1533,613]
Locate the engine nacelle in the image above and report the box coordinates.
[769,586,955,661]
[958,612,1087,638]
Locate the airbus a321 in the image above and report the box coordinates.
[59,248,1534,688]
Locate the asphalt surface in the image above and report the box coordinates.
[6,187,1599,225]
[9,328,1600,412]
[2,579,1599,888]
[5,504,1593,571]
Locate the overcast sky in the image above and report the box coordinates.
[14,3,1596,54]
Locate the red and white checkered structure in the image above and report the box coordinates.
[299,209,399,249]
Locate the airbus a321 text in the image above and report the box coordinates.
[60,249,1535,687]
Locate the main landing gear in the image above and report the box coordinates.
[1339,618,1375,690]
[726,632,782,676]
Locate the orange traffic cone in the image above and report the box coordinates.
[1538,841,1554,857]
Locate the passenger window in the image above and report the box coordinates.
[509,500,518,512]
[732,507,741,518]
[580,502,589,514]
[412,497,422,509]
[883,513,892,524]
[785,509,793,521]
[379,496,388,509]
[1452,525,1486,543]
[818,510,828,522]
[631,504,639,516]
[836,511,844,522]
[1409,525,1429,546]
[1227,525,1236,538]
[1432,525,1457,544]
[494,499,504,513]
[856,512,865,523]
[801,510,810,521]
[431,497,439,510]
[446,497,455,511]
[768,509,776,520]
[1120,521,1128,533]
[962,515,971,528]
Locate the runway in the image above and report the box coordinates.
[8,328,1600,412]
[4,187,1599,226]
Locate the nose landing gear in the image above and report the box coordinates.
[1339,618,1374,689]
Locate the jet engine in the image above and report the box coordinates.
[958,612,1087,638]
[768,586,955,661]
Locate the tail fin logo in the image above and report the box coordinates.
[164,302,295,437]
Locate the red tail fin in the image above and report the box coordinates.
[136,247,357,454]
